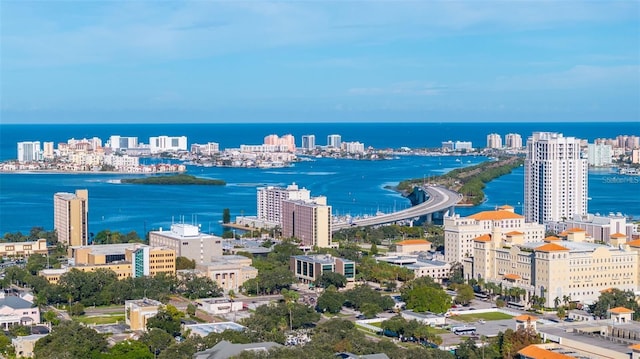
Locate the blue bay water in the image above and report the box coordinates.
[0,122,638,236]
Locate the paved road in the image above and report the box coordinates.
[332,185,462,231]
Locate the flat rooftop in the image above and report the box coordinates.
[70,243,147,255]
[538,322,639,355]
[185,322,245,336]
[292,254,353,264]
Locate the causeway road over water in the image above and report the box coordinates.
[332,185,462,232]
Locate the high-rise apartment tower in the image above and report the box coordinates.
[53,189,89,246]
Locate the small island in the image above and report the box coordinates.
[121,174,226,185]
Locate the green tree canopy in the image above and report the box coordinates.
[175,256,196,270]
[315,272,348,289]
[589,288,639,320]
[34,321,108,359]
[316,288,345,314]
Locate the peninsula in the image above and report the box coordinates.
[120,174,225,185]
[396,155,524,205]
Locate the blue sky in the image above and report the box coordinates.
[1,1,639,123]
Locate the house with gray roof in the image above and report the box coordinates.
[193,340,281,359]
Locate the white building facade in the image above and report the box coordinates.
[256,183,311,225]
[587,143,613,167]
[486,134,503,149]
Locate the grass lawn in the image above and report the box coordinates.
[452,312,513,322]
[75,314,125,325]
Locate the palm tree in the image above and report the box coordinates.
[562,294,571,308]
[554,296,561,308]
[281,289,299,331]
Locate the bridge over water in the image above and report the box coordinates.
[331,185,462,232]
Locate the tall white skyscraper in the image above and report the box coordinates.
[301,135,316,151]
[524,132,588,224]
[257,183,311,224]
[587,143,613,167]
[505,133,523,149]
[486,133,503,149]
[17,141,41,163]
[327,134,341,148]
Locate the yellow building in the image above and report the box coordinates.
[125,298,162,331]
[0,239,48,258]
[40,243,175,283]
[469,228,639,308]
[395,239,431,254]
[53,189,88,246]
[444,206,545,264]
[195,255,258,292]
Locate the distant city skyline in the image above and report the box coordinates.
[1,1,639,124]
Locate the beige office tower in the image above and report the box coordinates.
[281,196,332,248]
[53,189,89,246]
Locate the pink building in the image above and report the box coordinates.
[0,294,40,329]
[263,134,296,152]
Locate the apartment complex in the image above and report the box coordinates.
[468,228,639,308]
[264,134,296,152]
[486,133,503,149]
[17,141,41,163]
[256,183,311,225]
[149,223,223,264]
[444,206,545,264]
[342,141,365,154]
[587,143,613,167]
[546,213,635,244]
[107,135,138,151]
[505,133,523,149]
[524,132,588,224]
[53,189,89,246]
[149,135,187,153]
[301,135,316,151]
[290,254,355,284]
[0,239,48,258]
[282,196,332,248]
[327,134,342,148]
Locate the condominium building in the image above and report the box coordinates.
[454,141,473,151]
[103,154,139,170]
[264,134,296,152]
[108,135,138,151]
[256,183,311,225]
[486,133,503,149]
[587,143,613,167]
[524,132,588,224]
[290,254,355,284]
[342,141,365,154]
[505,133,523,149]
[442,141,454,152]
[191,142,220,156]
[301,135,316,151]
[148,223,223,264]
[53,189,89,246]
[327,134,342,148]
[469,229,638,307]
[17,141,41,163]
[282,196,332,248]
[444,205,545,264]
[149,135,187,153]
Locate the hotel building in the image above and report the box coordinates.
[264,134,296,152]
[53,189,89,246]
[486,133,503,149]
[108,136,138,151]
[524,132,588,224]
[149,135,187,153]
[256,183,311,225]
[468,227,638,308]
[149,223,223,264]
[301,135,316,151]
[282,196,332,248]
[327,134,342,148]
[444,205,545,264]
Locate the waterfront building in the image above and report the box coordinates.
[194,255,258,292]
[633,149,640,164]
[107,135,138,151]
[441,141,454,152]
[290,254,355,284]
[263,134,295,152]
[103,154,139,170]
[149,135,187,153]
[125,298,162,331]
[17,141,41,163]
[301,135,315,151]
[546,212,634,244]
[468,228,638,308]
[588,143,613,167]
[454,141,473,151]
[53,189,89,247]
[524,132,588,224]
[239,144,289,153]
[327,134,342,148]
[444,205,545,264]
[342,141,365,154]
[42,142,54,159]
[505,133,523,149]
[282,196,332,248]
[486,133,503,149]
[256,183,311,225]
[149,223,223,264]
[0,239,48,258]
[191,142,220,155]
